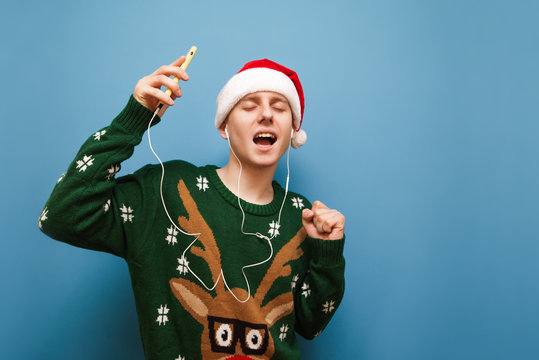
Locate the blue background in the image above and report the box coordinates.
[1,0,539,359]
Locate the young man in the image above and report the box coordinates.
[39,56,346,359]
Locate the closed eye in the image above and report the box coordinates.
[270,97,289,108]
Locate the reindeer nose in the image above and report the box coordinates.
[225,356,253,360]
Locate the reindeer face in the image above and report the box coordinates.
[170,279,292,359]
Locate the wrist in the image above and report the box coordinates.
[308,236,345,266]
[112,95,161,137]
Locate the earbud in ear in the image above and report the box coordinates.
[224,128,229,139]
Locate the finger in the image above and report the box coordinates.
[145,87,174,106]
[328,211,345,226]
[170,55,186,67]
[322,212,345,232]
[142,75,182,97]
[152,65,190,81]
[302,208,314,221]
[316,210,344,233]
[311,207,335,223]
[157,103,170,117]
[322,221,333,233]
[312,215,328,234]
[147,75,183,97]
[322,209,345,223]
[312,200,329,212]
[155,88,177,116]
[324,212,346,238]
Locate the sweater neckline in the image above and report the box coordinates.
[204,165,284,216]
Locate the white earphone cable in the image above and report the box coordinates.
[147,109,291,303]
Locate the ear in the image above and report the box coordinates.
[289,125,297,145]
[218,122,228,140]
[262,293,294,326]
[170,278,212,325]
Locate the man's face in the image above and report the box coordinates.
[220,91,294,169]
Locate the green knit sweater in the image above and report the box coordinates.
[39,96,345,360]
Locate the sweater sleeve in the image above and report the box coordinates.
[38,95,161,260]
[293,235,345,339]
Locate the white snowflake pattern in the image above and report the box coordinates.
[176,256,189,275]
[106,164,120,180]
[291,197,304,209]
[156,304,169,326]
[76,154,94,172]
[93,130,106,141]
[196,176,209,191]
[268,221,280,237]
[174,356,185,360]
[57,173,66,183]
[120,204,134,223]
[291,274,299,290]
[103,199,111,213]
[279,324,289,341]
[301,283,311,298]
[166,225,178,245]
[322,300,335,314]
[38,207,48,230]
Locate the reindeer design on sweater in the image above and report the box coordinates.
[170,180,306,359]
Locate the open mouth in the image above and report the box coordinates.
[253,133,276,146]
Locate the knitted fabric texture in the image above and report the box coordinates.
[39,96,345,360]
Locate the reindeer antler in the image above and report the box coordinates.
[255,227,307,303]
[177,179,223,290]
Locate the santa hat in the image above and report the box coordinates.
[215,59,307,148]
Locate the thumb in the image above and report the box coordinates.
[302,208,314,221]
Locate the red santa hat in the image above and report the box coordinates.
[215,59,307,148]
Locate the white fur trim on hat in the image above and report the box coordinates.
[215,67,302,130]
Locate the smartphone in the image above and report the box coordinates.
[156,45,197,111]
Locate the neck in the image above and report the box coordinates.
[217,156,277,205]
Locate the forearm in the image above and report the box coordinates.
[39,95,159,257]
[294,236,345,339]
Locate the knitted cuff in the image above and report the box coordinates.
[308,236,345,266]
[112,95,161,137]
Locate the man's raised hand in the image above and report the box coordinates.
[133,56,190,117]
[302,201,345,241]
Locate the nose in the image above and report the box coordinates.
[259,103,273,123]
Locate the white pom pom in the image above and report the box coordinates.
[291,129,307,149]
